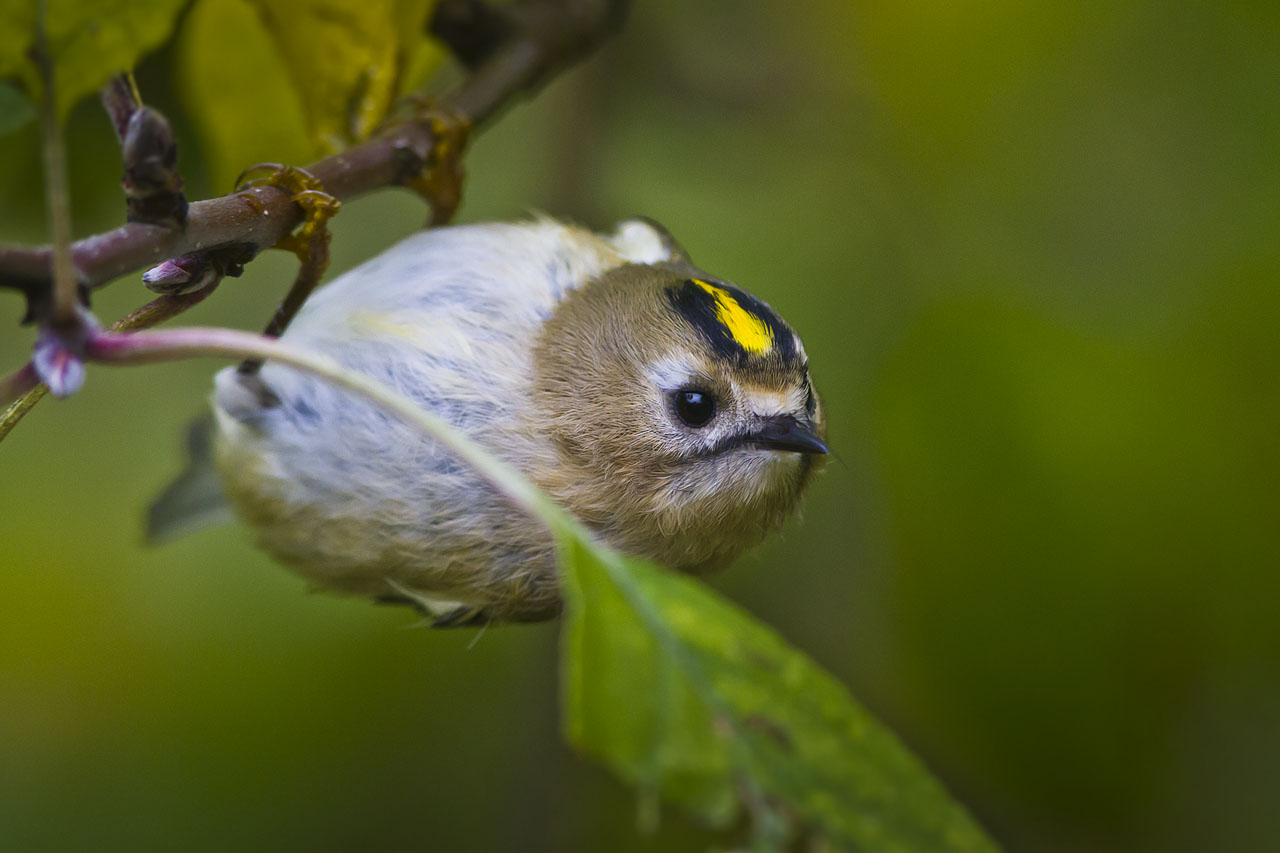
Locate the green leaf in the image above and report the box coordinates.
[61,320,997,851]
[0,4,35,88]
[0,81,35,135]
[241,0,442,150]
[559,534,1000,852]
[0,0,186,121]
[0,6,36,97]
[176,0,315,192]
[176,0,444,190]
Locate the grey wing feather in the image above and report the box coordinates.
[146,414,233,544]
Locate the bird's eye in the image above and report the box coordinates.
[673,388,716,427]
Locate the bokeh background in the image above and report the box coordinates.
[3,1,1278,849]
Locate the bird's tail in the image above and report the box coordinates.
[146,414,233,543]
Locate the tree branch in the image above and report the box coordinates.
[0,0,628,304]
[33,0,78,328]
[0,277,225,442]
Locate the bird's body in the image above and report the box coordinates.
[157,218,826,624]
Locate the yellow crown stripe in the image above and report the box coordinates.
[691,279,774,355]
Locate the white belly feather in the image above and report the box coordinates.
[211,219,670,611]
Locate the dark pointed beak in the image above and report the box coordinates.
[748,416,829,455]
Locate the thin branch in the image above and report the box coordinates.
[0,0,627,298]
[0,0,626,445]
[0,279,223,440]
[33,0,78,327]
[84,326,569,528]
[0,364,40,411]
[111,276,223,331]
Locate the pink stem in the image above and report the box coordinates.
[80,326,569,531]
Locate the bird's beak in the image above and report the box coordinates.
[748,415,828,455]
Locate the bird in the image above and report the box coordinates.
[149,217,827,626]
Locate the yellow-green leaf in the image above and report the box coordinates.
[0,0,185,121]
[0,5,35,83]
[176,0,315,192]
[559,535,1000,852]
[241,0,441,151]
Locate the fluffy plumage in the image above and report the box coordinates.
[156,218,825,624]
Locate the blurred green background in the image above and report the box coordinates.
[3,1,1279,849]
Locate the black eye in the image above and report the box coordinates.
[673,388,716,427]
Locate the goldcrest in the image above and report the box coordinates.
[150,218,827,625]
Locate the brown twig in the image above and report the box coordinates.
[0,0,628,444]
[0,0,627,300]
